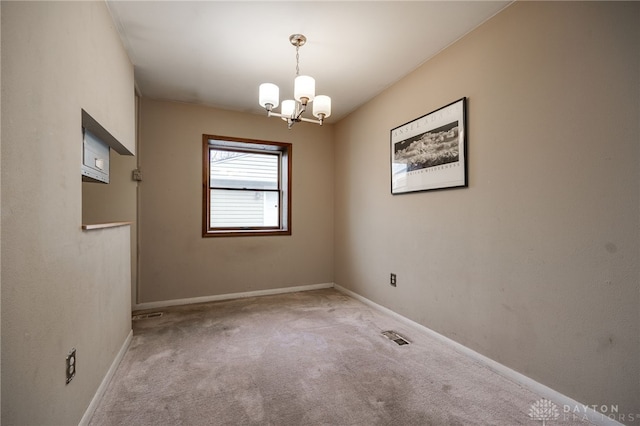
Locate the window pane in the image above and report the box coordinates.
[203,136,291,237]
[210,150,278,190]
[210,190,279,227]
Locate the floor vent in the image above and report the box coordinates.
[382,330,410,345]
[132,312,163,320]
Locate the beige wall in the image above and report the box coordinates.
[334,1,639,417]
[1,2,135,424]
[138,99,334,303]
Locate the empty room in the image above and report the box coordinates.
[1,1,639,425]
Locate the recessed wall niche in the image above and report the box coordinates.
[80,109,136,228]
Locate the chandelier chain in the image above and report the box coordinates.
[295,44,300,76]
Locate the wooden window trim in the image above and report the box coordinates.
[202,134,292,238]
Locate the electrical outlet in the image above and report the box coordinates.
[390,273,397,287]
[66,348,76,384]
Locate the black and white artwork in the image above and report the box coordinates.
[391,97,467,194]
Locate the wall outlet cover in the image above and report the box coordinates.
[66,348,76,384]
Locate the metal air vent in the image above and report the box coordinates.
[382,330,410,345]
[132,312,164,320]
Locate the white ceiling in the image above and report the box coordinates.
[107,1,511,122]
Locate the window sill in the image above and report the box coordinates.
[203,229,291,238]
[82,221,133,231]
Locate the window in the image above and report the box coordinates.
[203,135,291,237]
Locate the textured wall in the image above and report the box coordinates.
[1,2,135,424]
[334,1,639,418]
[138,99,334,303]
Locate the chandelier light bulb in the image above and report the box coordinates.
[313,95,331,119]
[281,100,296,118]
[294,75,315,104]
[259,83,279,109]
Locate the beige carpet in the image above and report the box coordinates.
[89,289,594,425]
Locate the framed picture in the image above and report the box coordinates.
[390,97,467,194]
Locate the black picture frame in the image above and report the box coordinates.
[391,97,467,194]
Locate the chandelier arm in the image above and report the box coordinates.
[299,116,323,125]
[293,102,306,121]
[264,111,322,127]
[267,111,284,118]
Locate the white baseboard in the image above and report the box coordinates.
[133,282,334,311]
[333,284,623,426]
[79,329,133,426]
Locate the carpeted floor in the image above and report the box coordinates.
[89,289,593,425]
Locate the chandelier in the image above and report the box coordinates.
[258,34,331,129]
